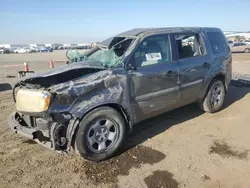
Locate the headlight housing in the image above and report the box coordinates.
[16,89,51,113]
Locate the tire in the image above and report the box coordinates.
[75,107,126,162]
[244,48,250,53]
[200,80,226,113]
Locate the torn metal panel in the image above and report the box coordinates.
[67,74,126,118]
[66,118,79,151]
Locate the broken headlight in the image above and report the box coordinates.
[16,89,51,113]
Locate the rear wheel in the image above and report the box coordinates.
[244,48,250,53]
[75,107,126,162]
[200,80,225,113]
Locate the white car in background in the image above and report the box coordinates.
[244,40,250,44]
[228,40,234,46]
[28,47,39,53]
[14,48,29,54]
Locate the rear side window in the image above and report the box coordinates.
[207,31,229,54]
[174,33,206,59]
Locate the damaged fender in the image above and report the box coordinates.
[46,69,132,149]
[48,69,129,118]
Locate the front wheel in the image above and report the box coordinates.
[199,80,226,113]
[75,107,126,162]
[244,48,250,53]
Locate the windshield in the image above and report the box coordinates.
[66,37,134,68]
[87,48,124,68]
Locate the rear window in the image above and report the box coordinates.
[207,31,229,54]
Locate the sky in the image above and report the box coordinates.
[0,0,250,44]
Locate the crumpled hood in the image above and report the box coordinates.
[49,69,114,96]
[17,61,112,91]
[20,60,104,82]
[16,60,118,98]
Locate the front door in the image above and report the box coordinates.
[127,34,180,122]
[171,33,210,105]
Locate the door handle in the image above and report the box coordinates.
[203,62,210,68]
[165,70,177,77]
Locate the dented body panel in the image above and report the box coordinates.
[48,68,131,121]
[9,27,232,153]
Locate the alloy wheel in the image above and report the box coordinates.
[86,118,119,153]
[210,84,223,107]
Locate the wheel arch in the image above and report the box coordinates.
[244,48,250,52]
[70,103,132,150]
[212,74,226,85]
[199,73,226,101]
[207,73,226,91]
[83,103,132,131]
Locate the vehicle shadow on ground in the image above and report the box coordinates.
[223,83,250,109]
[123,79,250,151]
[0,83,12,92]
[126,103,203,148]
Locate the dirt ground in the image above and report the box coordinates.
[0,52,250,188]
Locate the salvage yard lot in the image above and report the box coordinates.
[0,51,250,188]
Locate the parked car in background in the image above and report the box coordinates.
[14,48,29,54]
[57,46,65,50]
[28,47,39,53]
[39,47,53,52]
[244,40,250,44]
[51,46,59,50]
[0,48,11,54]
[230,42,250,53]
[228,40,234,46]
[9,27,232,162]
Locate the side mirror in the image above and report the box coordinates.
[127,63,136,71]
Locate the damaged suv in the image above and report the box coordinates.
[9,27,232,162]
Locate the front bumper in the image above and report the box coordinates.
[8,112,77,153]
[8,112,54,150]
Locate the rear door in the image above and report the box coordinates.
[171,32,210,105]
[127,34,180,122]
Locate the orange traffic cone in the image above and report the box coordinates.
[49,60,54,68]
[18,61,34,77]
[24,62,29,71]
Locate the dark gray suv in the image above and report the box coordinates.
[9,27,232,161]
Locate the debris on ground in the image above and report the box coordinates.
[209,140,248,159]
[144,170,179,188]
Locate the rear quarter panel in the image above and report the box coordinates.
[198,29,232,100]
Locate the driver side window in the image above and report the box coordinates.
[131,35,171,68]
